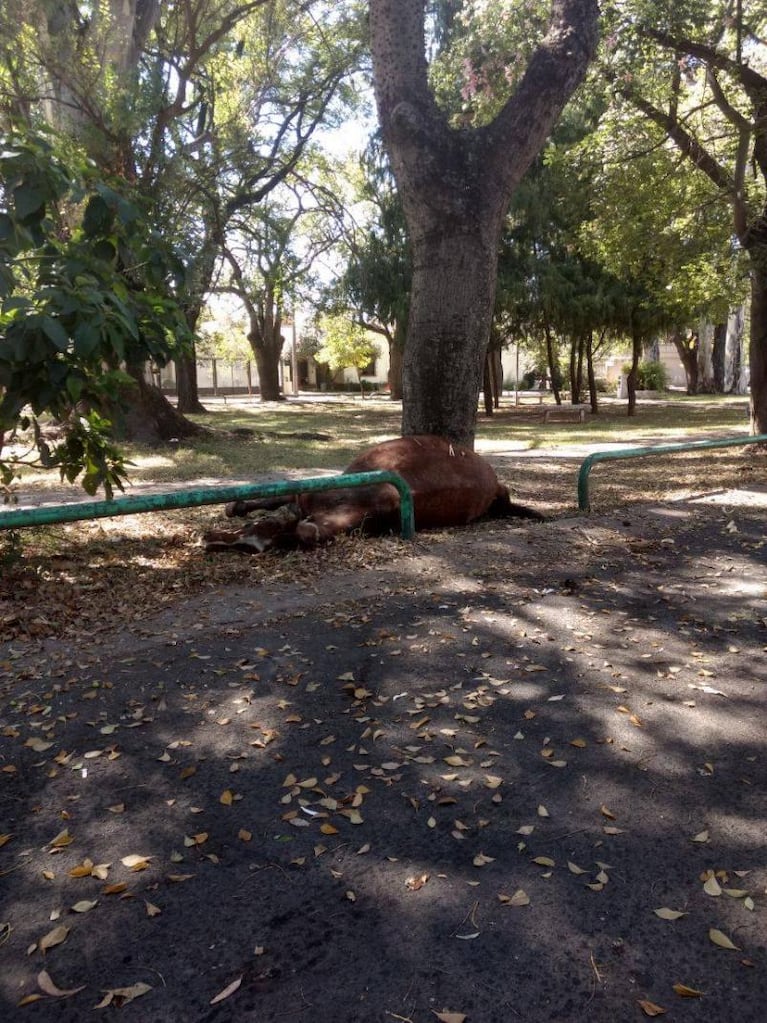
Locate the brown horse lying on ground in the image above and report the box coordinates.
[204,435,543,554]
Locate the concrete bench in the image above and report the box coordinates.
[542,405,590,424]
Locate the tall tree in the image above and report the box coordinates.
[368,0,599,446]
[1,1,360,434]
[331,139,412,400]
[601,1,767,433]
[220,176,341,400]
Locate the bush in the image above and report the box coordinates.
[623,361,668,391]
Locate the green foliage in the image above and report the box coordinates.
[623,360,669,391]
[314,314,378,374]
[334,140,411,330]
[0,129,190,494]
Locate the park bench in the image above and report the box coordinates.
[542,405,591,424]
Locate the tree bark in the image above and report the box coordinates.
[544,321,562,405]
[251,336,284,401]
[369,0,599,446]
[670,330,699,395]
[176,347,207,414]
[388,329,404,400]
[402,227,498,443]
[115,365,204,442]
[586,331,598,413]
[748,258,767,434]
[712,321,727,393]
[626,328,642,417]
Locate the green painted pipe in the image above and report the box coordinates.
[577,433,767,511]
[0,471,416,539]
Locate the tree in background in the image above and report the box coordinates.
[0,1,362,447]
[576,83,746,406]
[314,313,379,396]
[331,138,412,401]
[600,0,767,432]
[218,171,344,400]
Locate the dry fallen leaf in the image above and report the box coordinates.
[68,859,94,878]
[499,889,530,907]
[70,900,98,914]
[17,994,44,1007]
[432,1012,467,1023]
[39,925,69,953]
[673,983,704,998]
[709,928,739,950]
[703,875,722,897]
[48,829,74,849]
[121,854,151,871]
[209,976,242,1005]
[405,874,429,891]
[638,998,667,1016]
[94,981,152,1009]
[654,908,686,920]
[37,970,86,998]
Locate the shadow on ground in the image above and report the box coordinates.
[1,495,766,1022]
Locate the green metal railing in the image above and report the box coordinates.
[577,434,767,511]
[0,471,416,539]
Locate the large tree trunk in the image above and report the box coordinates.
[115,365,204,442]
[251,336,284,402]
[749,261,767,435]
[670,330,699,395]
[369,0,599,446]
[402,229,497,444]
[176,347,207,414]
[712,321,727,393]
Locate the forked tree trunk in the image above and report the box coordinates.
[369,0,599,446]
[670,330,699,395]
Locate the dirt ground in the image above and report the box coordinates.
[1,476,766,1022]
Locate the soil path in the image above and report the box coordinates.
[1,494,766,1022]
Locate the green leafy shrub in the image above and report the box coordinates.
[0,129,190,496]
[623,360,668,391]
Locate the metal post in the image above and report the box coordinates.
[0,471,416,540]
[577,434,767,511]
